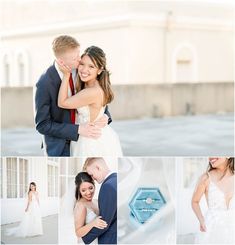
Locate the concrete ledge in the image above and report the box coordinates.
[110,82,234,119]
[1,82,234,128]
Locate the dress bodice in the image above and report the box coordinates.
[195,174,235,244]
[71,103,123,157]
[207,175,234,211]
[77,106,105,124]
[85,208,98,224]
[32,193,36,201]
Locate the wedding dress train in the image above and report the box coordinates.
[6,192,43,237]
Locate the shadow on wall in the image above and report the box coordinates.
[1,82,234,128]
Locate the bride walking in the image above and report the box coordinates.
[74,172,107,244]
[192,157,234,244]
[58,46,123,157]
[6,182,43,237]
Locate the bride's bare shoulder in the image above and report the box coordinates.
[74,201,87,218]
[198,172,209,186]
[74,200,86,210]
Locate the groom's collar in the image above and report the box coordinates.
[54,61,63,80]
[101,171,114,184]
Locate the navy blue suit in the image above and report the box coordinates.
[82,173,117,244]
[35,64,112,156]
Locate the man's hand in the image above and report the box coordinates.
[94,114,109,128]
[78,122,102,139]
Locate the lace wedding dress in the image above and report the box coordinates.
[195,173,235,244]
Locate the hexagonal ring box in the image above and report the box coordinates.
[129,187,166,224]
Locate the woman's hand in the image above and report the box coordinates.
[57,60,72,108]
[56,60,71,76]
[199,220,206,232]
[92,216,108,229]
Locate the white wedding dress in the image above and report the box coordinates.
[77,207,98,244]
[6,192,43,237]
[195,174,235,244]
[71,105,123,157]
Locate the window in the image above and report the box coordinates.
[19,158,28,198]
[176,48,193,83]
[55,167,58,196]
[14,50,29,86]
[4,158,29,198]
[6,158,17,198]
[18,54,25,84]
[48,164,58,197]
[3,54,11,86]
[60,158,82,198]
[172,43,198,83]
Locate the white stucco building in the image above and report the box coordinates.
[0,0,234,125]
[0,0,234,87]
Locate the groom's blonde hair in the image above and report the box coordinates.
[52,35,80,57]
[83,157,105,171]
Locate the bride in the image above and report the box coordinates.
[58,45,123,157]
[74,172,107,244]
[6,182,43,237]
[192,157,234,244]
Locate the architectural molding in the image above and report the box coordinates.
[1,14,233,39]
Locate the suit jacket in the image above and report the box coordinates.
[35,64,112,156]
[82,173,117,244]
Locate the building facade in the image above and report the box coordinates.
[0,0,234,126]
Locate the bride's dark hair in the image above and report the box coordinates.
[28,182,36,194]
[75,172,95,200]
[76,46,114,105]
[207,157,234,179]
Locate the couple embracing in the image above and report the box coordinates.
[74,157,117,244]
[35,35,122,157]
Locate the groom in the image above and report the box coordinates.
[83,158,117,244]
[35,35,112,156]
